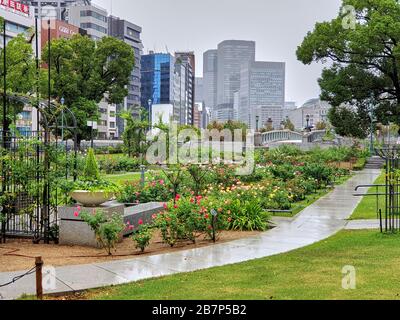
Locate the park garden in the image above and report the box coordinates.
[0,143,369,272]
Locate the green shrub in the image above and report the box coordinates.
[84,148,100,180]
[80,209,125,255]
[117,179,171,204]
[132,223,153,253]
[98,156,140,174]
[301,163,334,187]
[227,199,270,231]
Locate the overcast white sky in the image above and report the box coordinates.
[94,0,342,106]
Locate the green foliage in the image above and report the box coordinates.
[228,199,270,231]
[328,105,370,139]
[117,178,170,204]
[296,0,400,134]
[207,120,248,140]
[69,148,118,193]
[121,109,149,158]
[282,118,295,131]
[98,156,140,174]
[154,196,225,246]
[0,32,36,124]
[301,163,334,187]
[42,34,135,144]
[80,209,124,255]
[132,223,153,253]
[84,148,100,181]
[186,164,208,197]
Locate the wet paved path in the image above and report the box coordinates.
[0,169,381,300]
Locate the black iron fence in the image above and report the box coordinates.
[355,146,400,233]
[0,130,77,243]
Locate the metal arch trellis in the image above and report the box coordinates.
[0,94,79,244]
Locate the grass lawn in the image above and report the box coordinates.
[350,171,385,220]
[95,153,125,160]
[102,172,143,185]
[59,230,400,300]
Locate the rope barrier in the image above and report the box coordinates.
[0,266,36,288]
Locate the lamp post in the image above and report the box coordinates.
[306,114,311,132]
[256,116,260,132]
[148,99,152,130]
[60,97,65,141]
[87,120,97,149]
[267,117,273,131]
[369,108,375,154]
[386,111,393,146]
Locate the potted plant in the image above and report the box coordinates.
[70,148,118,207]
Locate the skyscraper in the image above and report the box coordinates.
[217,40,256,105]
[141,53,176,123]
[203,49,218,112]
[175,52,195,125]
[239,61,285,130]
[108,15,142,137]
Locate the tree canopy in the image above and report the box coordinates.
[41,34,135,143]
[0,23,37,125]
[297,0,400,136]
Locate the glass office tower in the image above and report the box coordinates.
[141,53,175,109]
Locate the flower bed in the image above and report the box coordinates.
[106,146,367,254]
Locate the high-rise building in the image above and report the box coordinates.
[217,40,256,105]
[108,15,142,138]
[239,61,285,130]
[213,103,235,123]
[141,53,175,123]
[203,49,218,113]
[174,62,189,124]
[20,0,89,19]
[66,2,108,40]
[195,77,204,103]
[175,52,195,125]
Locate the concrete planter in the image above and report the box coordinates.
[70,190,113,207]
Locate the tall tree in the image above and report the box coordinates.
[121,108,149,159]
[41,34,135,145]
[296,0,400,136]
[0,22,36,125]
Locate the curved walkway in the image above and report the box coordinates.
[0,169,381,300]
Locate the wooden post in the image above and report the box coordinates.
[35,257,43,300]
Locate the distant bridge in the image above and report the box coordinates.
[260,130,329,145]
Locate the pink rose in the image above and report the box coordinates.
[138,219,143,225]
[74,211,79,217]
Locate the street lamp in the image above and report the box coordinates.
[60,97,65,141]
[148,99,152,130]
[369,107,375,154]
[306,114,311,132]
[267,117,273,130]
[87,120,97,149]
[256,116,260,132]
[386,111,393,146]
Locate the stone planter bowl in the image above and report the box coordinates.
[70,190,113,207]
